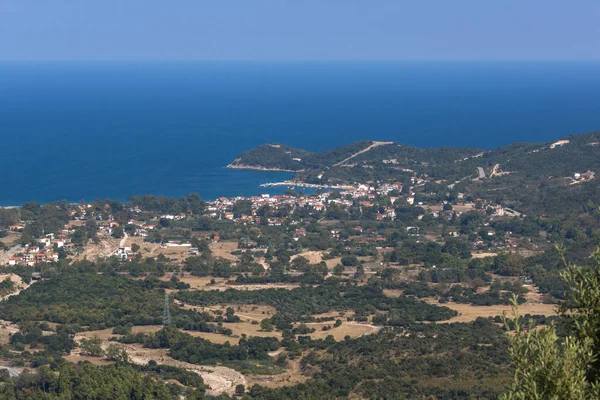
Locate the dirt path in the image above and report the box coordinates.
[119,232,129,248]
[333,141,394,167]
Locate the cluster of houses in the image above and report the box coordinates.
[7,233,67,266]
[201,181,413,226]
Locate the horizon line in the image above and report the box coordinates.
[1,58,600,63]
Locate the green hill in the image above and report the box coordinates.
[229,131,600,186]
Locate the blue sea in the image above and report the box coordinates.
[1,61,600,206]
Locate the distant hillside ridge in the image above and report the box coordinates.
[228,130,600,187]
[227,140,374,171]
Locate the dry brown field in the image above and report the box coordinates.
[209,241,239,261]
[426,300,557,323]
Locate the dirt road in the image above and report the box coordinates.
[333,141,394,167]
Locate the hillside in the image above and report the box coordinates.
[229,130,600,185]
[227,141,375,171]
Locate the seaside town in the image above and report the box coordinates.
[1,175,524,269]
[0,136,599,399]
[0,133,598,398]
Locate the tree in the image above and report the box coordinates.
[333,264,345,276]
[501,247,600,399]
[235,384,246,396]
[260,318,274,332]
[341,255,359,267]
[79,335,104,357]
[111,226,124,238]
[131,243,140,252]
[105,344,129,363]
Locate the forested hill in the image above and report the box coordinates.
[228,131,600,186]
[227,140,375,171]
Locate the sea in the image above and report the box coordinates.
[1,61,600,206]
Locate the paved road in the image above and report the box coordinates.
[0,366,20,377]
[0,244,21,265]
[505,208,524,217]
[477,167,486,179]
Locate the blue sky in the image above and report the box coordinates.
[1,0,599,61]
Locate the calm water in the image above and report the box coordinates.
[1,61,600,205]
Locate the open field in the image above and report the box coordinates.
[0,231,20,247]
[425,300,558,323]
[291,250,324,264]
[202,304,277,322]
[166,275,301,291]
[209,241,239,261]
[324,257,342,269]
[472,252,498,259]
[423,204,476,213]
[302,322,381,341]
[125,236,192,263]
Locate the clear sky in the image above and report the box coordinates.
[1,0,599,61]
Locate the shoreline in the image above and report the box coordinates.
[226,163,304,173]
[260,181,354,190]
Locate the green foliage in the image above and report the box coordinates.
[79,335,104,357]
[230,141,372,171]
[0,208,19,229]
[118,327,280,369]
[249,322,511,399]
[0,362,177,399]
[176,280,457,329]
[128,193,205,215]
[0,274,220,332]
[501,247,600,399]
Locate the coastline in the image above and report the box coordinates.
[226,163,304,173]
[260,180,354,190]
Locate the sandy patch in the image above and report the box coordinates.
[472,252,498,259]
[291,251,324,264]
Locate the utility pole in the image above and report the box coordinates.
[163,293,171,326]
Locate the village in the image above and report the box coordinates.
[1,173,524,270]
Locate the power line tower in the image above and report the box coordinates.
[163,293,172,326]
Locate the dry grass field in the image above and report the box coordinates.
[164,275,301,291]
[0,231,20,247]
[291,251,324,264]
[472,252,498,259]
[302,322,381,341]
[209,241,239,261]
[426,300,557,323]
